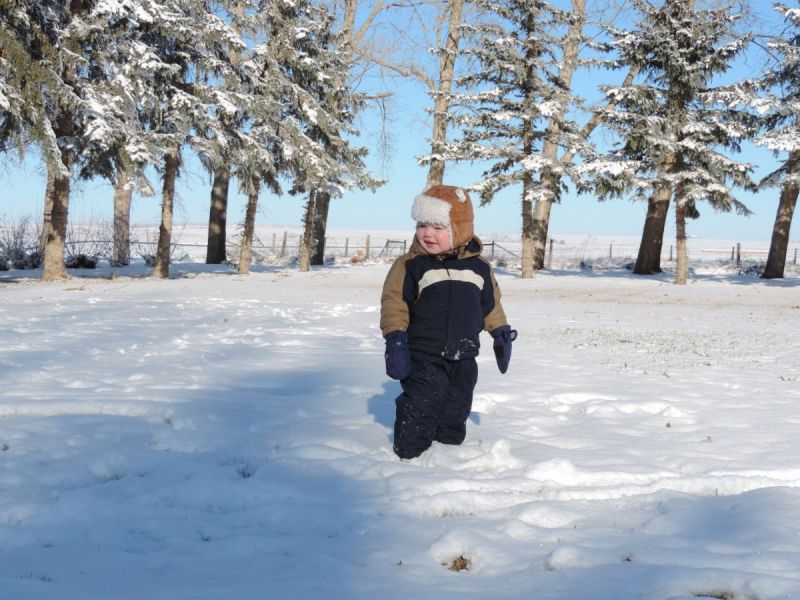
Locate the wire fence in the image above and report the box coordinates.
[3,222,798,270]
[132,232,798,269]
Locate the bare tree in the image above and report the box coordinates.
[528,0,587,274]
[427,0,465,186]
[362,0,467,187]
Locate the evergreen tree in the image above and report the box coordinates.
[278,0,379,272]
[436,0,590,278]
[65,0,159,267]
[0,0,152,280]
[0,0,68,169]
[0,0,71,279]
[755,4,800,279]
[583,0,755,282]
[128,0,243,278]
[225,0,378,274]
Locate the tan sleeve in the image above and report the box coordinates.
[483,263,508,333]
[380,254,411,336]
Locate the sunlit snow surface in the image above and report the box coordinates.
[1,259,799,599]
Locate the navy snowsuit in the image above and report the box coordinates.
[380,236,508,459]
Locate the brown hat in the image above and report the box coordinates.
[411,184,474,248]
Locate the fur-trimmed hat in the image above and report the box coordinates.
[411,184,474,248]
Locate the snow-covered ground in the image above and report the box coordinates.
[2,248,800,599]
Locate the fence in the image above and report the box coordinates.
[125,233,798,269]
[4,224,797,269]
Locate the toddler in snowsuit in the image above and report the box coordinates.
[380,184,517,459]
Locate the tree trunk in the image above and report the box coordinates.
[42,170,70,281]
[521,190,535,279]
[674,197,688,285]
[531,198,553,270]
[762,158,799,279]
[518,8,540,279]
[299,193,315,272]
[206,165,230,264]
[426,0,465,186]
[42,116,73,281]
[152,147,180,279]
[311,190,331,265]
[40,167,55,253]
[634,184,671,275]
[531,0,585,270]
[237,179,259,275]
[427,93,449,187]
[112,171,133,266]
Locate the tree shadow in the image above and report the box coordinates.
[0,362,400,599]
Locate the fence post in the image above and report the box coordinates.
[403,240,407,253]
[609,243,613,260]
[344,238,349,257]
[730,246,735,263]
[365,235,370,259]
[669,245,673,262]
[280,231,287,257]
[736,242,741,267]
[271,233,276,252]
[795,248,798,265]
[547,238,553,269]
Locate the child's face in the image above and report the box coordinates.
[416,222,452,254]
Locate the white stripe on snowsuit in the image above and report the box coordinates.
[417,268,485,296]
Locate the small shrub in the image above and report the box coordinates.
[65,254,98,269]
[0,217,43,270]
[65,218,112,263]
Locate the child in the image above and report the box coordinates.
[380,184,517,459]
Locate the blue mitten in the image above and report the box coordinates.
[384,331,412,380]
[491,326,518,374]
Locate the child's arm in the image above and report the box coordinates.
[380,256,411,335]
[482,263,517,374]
[482,263,508,333]
[380,256,412,380]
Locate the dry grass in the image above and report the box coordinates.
[446,555,471,572]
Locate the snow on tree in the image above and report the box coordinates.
[121,0,244,279]
[581,0,755,283]
[63,0,162,267]
[0,0,70,278]
[0,0,70,172]
[752,4,800,280]
[433,0,592,278]
[298,0,384,269]
[279,1,380,272]
[205,0,379,274]
[0,0,154,280]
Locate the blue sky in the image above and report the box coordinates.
[0,1,789,242]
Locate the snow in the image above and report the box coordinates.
[2,245,800,599]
